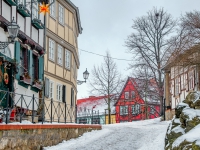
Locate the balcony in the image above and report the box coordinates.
[17,4,31,17]
[4,0,17,6]
[32,18,44,29]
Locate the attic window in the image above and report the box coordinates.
[131,91,135,98]
[125,92,129,99]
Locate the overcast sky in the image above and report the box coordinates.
[71,0,200,99]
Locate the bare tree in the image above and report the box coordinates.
[125,7,177,115]
[89,51,121,124]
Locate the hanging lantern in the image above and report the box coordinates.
[4,73,9,84]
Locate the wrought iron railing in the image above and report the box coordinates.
[0,89,76,124]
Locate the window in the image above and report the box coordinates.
[188,70,194,90]
[125,92,129,99]
[56,84,62,101]
[32,2,38,19]
[19,48,28,75]
[92,118,100,124]
[150,106,155,114]
[120,106,128,115]
[49,39,55,61]
[79,118,87,124]
[58,4,64,24]
[49,0,55,17]
[175,77,179,96]
[65,49,71,69]
[132,104,140,115]
[131,91,135,98]
[32,54,38,80]
[49,80,54,99]
[57,45,63,65]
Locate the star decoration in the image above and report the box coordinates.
[39,2,50,15]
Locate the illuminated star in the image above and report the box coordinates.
[39,2,50,15]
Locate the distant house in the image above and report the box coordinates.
[163,45,200,120]
[77,95,116,124]
[115,77,160,123]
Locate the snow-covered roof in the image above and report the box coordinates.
[77,95,116,114]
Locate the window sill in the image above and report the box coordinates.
[57,63,63,67]
[48,58,55,63]
[50,14,56,21]
[58,21,65,27]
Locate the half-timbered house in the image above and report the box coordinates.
[0,0,45,113]
[115,77,160,123]
[163,45,200,120]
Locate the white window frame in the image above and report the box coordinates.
[49,39,55,61]
[175,77,179,96]
[56,84,62,101]
[65,49,71,70]
[150,105,155,114]
[49,80,54,99]
[125,92,129,100]
[135,104,140,114]
[58,4,64,24]
[57,44,63,65]
[49,0,55,18]
[131,91,135,98]
[120,106,128,115]
[32,2,39,19]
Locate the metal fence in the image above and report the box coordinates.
[0,89,76,124]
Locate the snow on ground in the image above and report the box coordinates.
[44,118,170,150]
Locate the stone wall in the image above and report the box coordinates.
[0,124,101,150]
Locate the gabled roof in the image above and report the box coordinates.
[116,77,160,104]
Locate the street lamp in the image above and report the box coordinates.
[0,17,20,49]
[77,68,89,85]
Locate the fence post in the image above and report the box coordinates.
[32,94,35,123]
[51,98,53,123]
[42,97,44,124]
[91,109,93,124]
[6,88,9,124]
[64,102,66,123]
[75,105,77,123]
[20,95,23,123]
[98,110,99,124]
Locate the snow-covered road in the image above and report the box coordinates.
[44,118,170,150]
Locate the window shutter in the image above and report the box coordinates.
[179,76,181,94]
[39,56,44,80]
[45,77,49,97]
[62,85,66,103]
[15,42,21,80]
[185,73,189,91]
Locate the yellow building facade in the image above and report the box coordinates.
[105,114,116,124]
[44,0,82,122]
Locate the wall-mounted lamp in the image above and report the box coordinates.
[77,68,89,85]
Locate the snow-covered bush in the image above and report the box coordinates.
[165,91,200,150]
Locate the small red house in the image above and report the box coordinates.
[115,77,160,123]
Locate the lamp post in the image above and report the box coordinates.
[77,68,89,85]
[0,17,20,49]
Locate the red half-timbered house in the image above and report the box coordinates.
[115,77,160,123]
